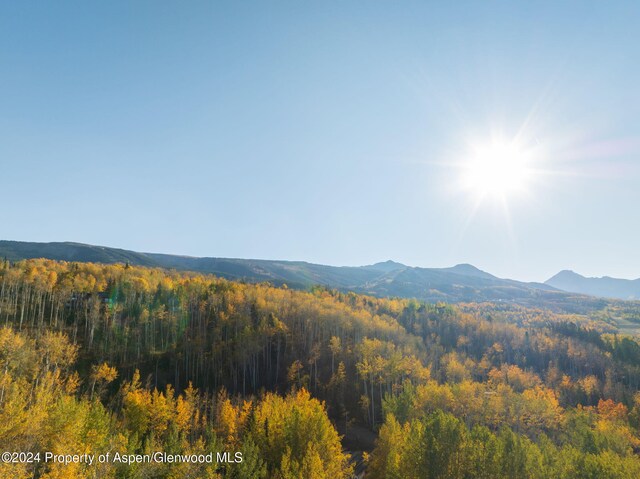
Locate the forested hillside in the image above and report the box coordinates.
[2,259,640,477]
[0,240,592,306]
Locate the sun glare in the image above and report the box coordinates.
[459,140,534,201]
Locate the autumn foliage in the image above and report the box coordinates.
[1,259,640,477]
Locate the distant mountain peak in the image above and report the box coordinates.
[366,260,406,272]
[548,270,583,280]
[452,263,482,271]
[376,260,404,266]
[440,263,496,280]
[546,270,640,300]
[560,269,579,275]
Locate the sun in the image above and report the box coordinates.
[459,139,534,201]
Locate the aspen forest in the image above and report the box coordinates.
[2,258,640,478]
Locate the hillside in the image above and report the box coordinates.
[2,258,640,478]
[0,240,158,266]
[0,240,595,310]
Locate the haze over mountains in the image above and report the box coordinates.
[0,240,636,304]
[546,270,640,301]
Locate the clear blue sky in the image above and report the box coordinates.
[2,1,640,282]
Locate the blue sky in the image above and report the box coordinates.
[2,1,640,281]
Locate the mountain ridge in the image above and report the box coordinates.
[0,240,627,311]
[546,269,640,300]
